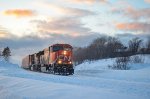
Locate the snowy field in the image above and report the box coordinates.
[0,55,150,99]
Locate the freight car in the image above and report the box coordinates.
[22,44,74,75]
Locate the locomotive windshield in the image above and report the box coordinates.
[52,45,72,52]
[64,48,72,51]
[53,46,63,52]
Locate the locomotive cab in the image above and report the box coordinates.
[50,44,73,65]
[50,44,74,75]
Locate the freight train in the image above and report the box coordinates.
[22,44,74,75]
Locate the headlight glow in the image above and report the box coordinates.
[58,60,62,64]
[63,51,67,55]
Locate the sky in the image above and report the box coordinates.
[0,0,150,64]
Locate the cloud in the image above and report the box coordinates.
[111,1,150,34]
[3,9,36,17]
[116,22,150,33]
[0,33,100,64]
[116,33,150,45]
[1,30,149,65]
[111,1,150,20]
[34,2,95,17]
[0,26,11,38]
[31,17,92,36]
[124,7,150,20]
[0,33,100,49]
[62,7,95,17]
[67,0,108,4]
[111,3,150,20]
[145,0,150,4]
[0,32,9,38]
[30,1,95,37]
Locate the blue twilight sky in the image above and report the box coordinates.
[0,0,150,64]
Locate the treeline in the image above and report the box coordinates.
[73,36,150,65]
[0,47,11,61]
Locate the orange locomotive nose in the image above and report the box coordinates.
[57,50,72,64]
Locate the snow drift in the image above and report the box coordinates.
[0,55,150,99]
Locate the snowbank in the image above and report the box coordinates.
[75,58,115,70]
[0,55,150,99]
[75,54,150,71]
[0,59,19,68]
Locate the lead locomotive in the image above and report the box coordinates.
[22,44,74,75]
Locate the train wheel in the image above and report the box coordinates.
[35,65,37,71]
[72,69,74,75]
[69,69,71,75]
[69,68,74,75]
[63,68,67,76]
[38,65,41,72]
[53,68,56,74]
[32,65,35,71]
[58,68,61,75]
[31,66,33,71]
[29,66,31,70]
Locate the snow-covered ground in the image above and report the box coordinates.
[0,55,150,99]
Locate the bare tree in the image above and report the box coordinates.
[74,36,145,65]
[106,37,124,57]
[131,55,144,63]
[112,56,130,70]
[89,36,107,59]
[128,37,142,54]
[73,36,127,65]
[73,47,86,65]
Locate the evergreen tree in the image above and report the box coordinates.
[2,47,11,61]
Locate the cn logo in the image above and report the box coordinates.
[64,56,71,61]
[64,56,69,61]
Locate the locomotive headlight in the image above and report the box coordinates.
[69,61,72,64]
[58,60,62,64]
[63,51,67,55]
